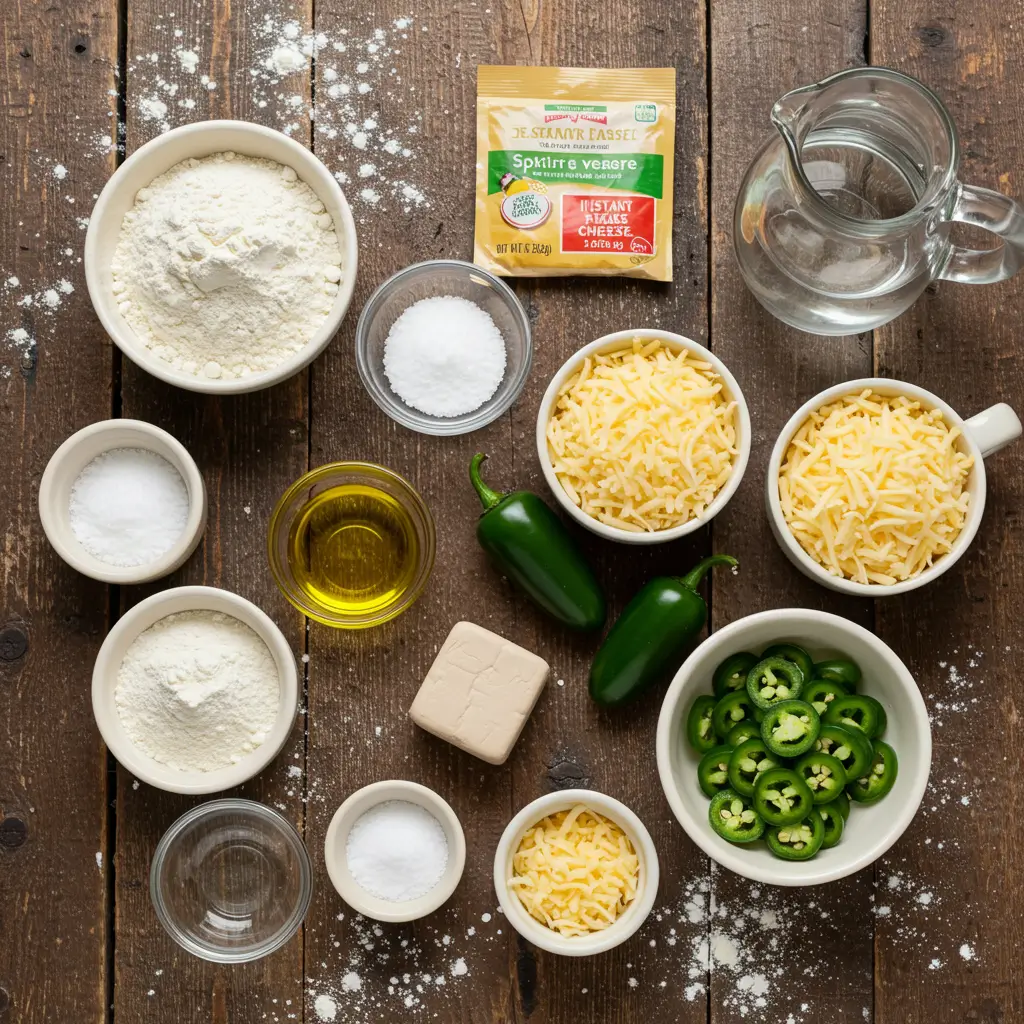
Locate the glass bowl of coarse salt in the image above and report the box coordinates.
[38,418,207,584]
[355,259,532,436]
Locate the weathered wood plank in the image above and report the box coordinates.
[114,1,310,1020]
[504,1,711,1020]
[0,2,117,1022]
[303,4,515,1022]
[709,3,877,1022]
[871,6,1024,1023]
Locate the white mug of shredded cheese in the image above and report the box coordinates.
[492,788,660,957]
[536,330,752,544]
[766,378,1021,595]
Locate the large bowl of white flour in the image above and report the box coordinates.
[85,121,358,394]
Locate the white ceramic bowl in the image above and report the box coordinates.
[39,418,207,584]
[493,788,660,956]
[92,586,298,794]
[656,609,931,886]
[767,379,1021,595]
[324,780,466,923]
[536,329,751,544]
[84,120,358,395]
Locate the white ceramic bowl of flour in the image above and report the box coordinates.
[85,120,358,395]
[92,586,299,794]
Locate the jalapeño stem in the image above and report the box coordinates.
[470,453,505,513]
[678,554,739,590]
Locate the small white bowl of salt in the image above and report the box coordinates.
[39,418,206,584]
[324,780,466,923]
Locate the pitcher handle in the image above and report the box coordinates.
[963,403,1022,458]
[938,183,1024,284]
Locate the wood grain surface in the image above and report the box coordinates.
[871,6,1024,1023]
[0,0,1022,1022]
[0,3,117,1022]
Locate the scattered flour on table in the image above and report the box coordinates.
[305,912,485,1021]
[120,10,431,214]
[176,49,200,74]
[313,993,337,1021]
[6,327,35,360]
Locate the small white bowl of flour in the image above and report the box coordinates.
[85,121,358,394]
[92,586,298,794]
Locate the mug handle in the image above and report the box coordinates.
[938,183,1024,285]
[963,403,1022,458]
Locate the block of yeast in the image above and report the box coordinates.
[409,621,549,765]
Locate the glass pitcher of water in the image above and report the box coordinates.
[734,67,1024,335]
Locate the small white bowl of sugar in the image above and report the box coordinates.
[324,780,466,923]
[39,418,206,584]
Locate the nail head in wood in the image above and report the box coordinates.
[0,627,27,662]
[916,25,950,47]
[0,818,27,850]
[545,755,590,790]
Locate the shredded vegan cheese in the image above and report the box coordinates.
[778,390,974,585]
[545,338,738,532]
[509,805,639,937]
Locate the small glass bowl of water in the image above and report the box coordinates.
[150,799,313,963]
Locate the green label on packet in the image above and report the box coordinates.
[486,150,664,199]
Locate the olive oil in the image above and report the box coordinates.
[287,483,420,619]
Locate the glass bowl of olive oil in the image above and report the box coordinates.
[268,462,435,628]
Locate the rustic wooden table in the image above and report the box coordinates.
[2,1,1022,1022]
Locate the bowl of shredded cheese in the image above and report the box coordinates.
[493,788,659,956]
[767,380,1021,594]
[537,330,750,543]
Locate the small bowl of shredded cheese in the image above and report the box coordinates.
[493,789,659,956]
[537,330,751,543]
[767,380,1021,595]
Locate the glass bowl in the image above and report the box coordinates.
[150,799,313,963]
[355,259,532,436]
[267,461,436,629]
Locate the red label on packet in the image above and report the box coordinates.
[559,194,656,255]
